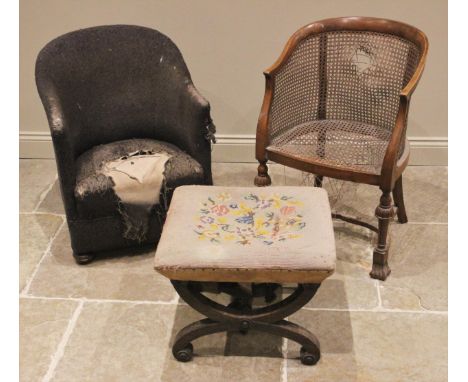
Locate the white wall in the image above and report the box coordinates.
[20,0,447,164]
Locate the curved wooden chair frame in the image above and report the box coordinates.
[171,281,322,365]
[254,17,428,280]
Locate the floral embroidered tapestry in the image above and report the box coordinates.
[194,192,307,245]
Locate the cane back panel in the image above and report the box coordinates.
[267,30,420,175]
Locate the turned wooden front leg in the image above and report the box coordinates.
[254,160,272,187]
[370,192,394,281]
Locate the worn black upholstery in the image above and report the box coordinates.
[35,25,214,259]
[75,138,205,219]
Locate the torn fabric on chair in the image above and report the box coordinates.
[100,150,170,241]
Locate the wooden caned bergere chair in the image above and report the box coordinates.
[254,17,428,280]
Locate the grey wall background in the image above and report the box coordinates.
[20,0,447,164]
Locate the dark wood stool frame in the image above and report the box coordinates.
[254,17,428,281]
[171,281,322,365]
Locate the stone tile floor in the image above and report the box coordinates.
[19,159,448,382]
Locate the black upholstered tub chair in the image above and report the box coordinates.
[35,25,215,264]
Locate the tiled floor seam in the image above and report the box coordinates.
[19,294,448,315]
[301,307,448,315]
[20,294,180,306]
[406,222,447,225]
[41,300,84,382]
[20,211,65,218]
[33,174,58,212]
[281,337,288,382]
[20,218,66,296]
[375,279,383,308]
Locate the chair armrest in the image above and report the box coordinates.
[381,31,428,189]
[381,35,428,190]
[256,24,311,162]
[401,33,429,98]
[381,95,410,190]
[170,83,215,184]
[36,81,79,219]
[255,74,274,162]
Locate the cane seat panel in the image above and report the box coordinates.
[267,119,394,175]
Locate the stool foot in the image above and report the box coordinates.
[173,343,193,362]
[172,318,228,363]
[254,320,320,366]
[301,346,320,366]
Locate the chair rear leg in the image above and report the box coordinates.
[314,175,323,187]
[392,176,408,224]
[370,192,394,281]
[254,160,272,186]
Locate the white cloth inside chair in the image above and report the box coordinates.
[101,150,170,241]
